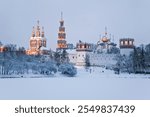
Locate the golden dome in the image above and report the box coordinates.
[101,36,109,42]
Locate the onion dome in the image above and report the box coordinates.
[101,36,109,42]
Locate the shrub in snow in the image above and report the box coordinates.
[58,63,77,77]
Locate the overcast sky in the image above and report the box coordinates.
[0,0,150,50]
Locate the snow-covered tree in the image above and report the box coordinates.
[108,47,120,54]
[145,44,150,71]
[115,44,150,74]
[58,63,77,77]
[54,49,69,66]
[131,45,147,73]
[85,54,90,67]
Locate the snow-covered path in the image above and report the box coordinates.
[0,67,150,99]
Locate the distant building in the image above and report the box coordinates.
[120,38,134,56]
[26,21,47,55]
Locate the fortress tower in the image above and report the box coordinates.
[75,40,93,66]
[120,38,134,56]
[57,12,67,50]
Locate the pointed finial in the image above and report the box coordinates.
[32,26,35,37]
[61,12,63,20]
[105,27,107,36]
[32,26,35,31]
[42,26,45,37]
[60,12,64,26]
[36,20,40,37]
[37,20,40,25]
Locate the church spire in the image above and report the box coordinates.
[101,27,109,43]
[105,26,107,36]
[36,20,41,37]
[32,26,35,37]
[61,11,63,21]
[41,27,45,37]
[60,12,64,27]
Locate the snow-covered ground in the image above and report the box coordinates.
[0,67,150,99]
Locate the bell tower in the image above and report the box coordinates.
[57,12,67,50]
